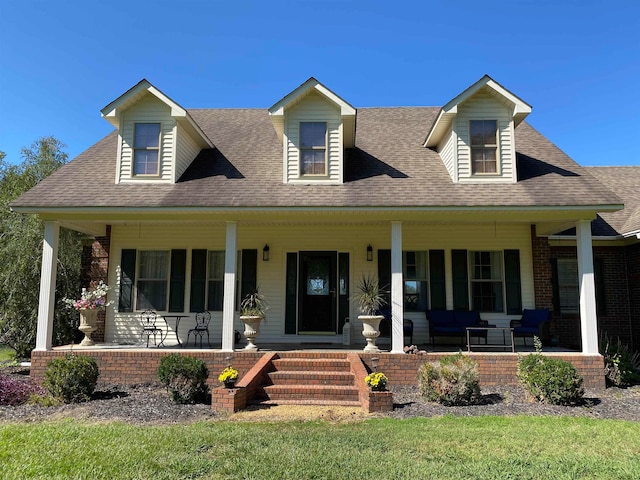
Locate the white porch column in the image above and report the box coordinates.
[221,222,237,352]
[576,219,598,354]
[390,221,404,353]
[35,221,59,351]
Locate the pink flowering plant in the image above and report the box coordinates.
[63,281,112,311]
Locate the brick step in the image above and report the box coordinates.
[263,384,360,403]
[272,358,351,372]
[268,370,354,386]
[254,399,362,407]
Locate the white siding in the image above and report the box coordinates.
[118,96,175,183]
[175,127,201,181]
[284,92,342,183]
[437,124,456,181]
[106,222,533,347]
[456,91,516,183]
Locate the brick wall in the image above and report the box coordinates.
[531,225,634,351]
[80,226,111,342]
[30,350,605,390]
[625,243,640,351]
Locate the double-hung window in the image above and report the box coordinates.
[133,123,161,176]
[403,251,428,311]
[470,120,497,174]
[136,250,169,310]
[470,251,503,312]
[207,251,225,311]
[300,122,327,176]
[557,259,579,313]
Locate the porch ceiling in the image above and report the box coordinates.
[39,206,600,235]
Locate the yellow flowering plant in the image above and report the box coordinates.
[364,372,388,391]
[218,366,239,385]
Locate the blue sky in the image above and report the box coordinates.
[1,1,639,166]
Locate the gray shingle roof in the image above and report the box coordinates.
[586,167,640,236]
[12,107,621,210]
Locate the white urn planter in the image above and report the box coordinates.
[240,315,263,351]
[359,314,384,352]
[78,309,98,346]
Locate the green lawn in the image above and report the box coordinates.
[1,416,639,479]
[0,345,15,362]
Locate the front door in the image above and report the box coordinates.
[298,251,337,334]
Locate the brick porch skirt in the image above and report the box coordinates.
[29,349,605,390]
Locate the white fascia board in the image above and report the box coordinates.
[11,204,625,217]
[425,75,532,147]
[100,79,213,148]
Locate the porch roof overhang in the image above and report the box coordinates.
[13,203,622,237]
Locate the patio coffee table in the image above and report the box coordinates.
[467,326,515,352]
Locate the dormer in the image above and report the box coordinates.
[424,75,532,184]
[101,79,213,184]
[269,78,356,184]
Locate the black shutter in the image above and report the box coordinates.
[190,249,207,312]
[550,258,560,313]
[118,249,136,312]
[241,249,258,302]
[285,253,298,334]
[452,250,469,311]
[378,249,392,307]
[504,249,522,315]
[168,249,186,312]
[594,257,606,316]
[429,250,446,310]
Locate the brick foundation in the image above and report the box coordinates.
[30,349,605,391]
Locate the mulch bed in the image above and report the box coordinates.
[2,364,640,424]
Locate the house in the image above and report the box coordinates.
[12,75,633,394]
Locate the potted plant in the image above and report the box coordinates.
[239,289,268,350]
[62,280,112,346]
[365,371,388,391]
[218,366,239,389]
[352,275,387,352]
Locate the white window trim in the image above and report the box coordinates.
[469,119,500,176]
[135,250,170,312]
[299,122,328,178]
[469,250,505,313]
[132,122,162,178]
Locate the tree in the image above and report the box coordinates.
[0,137,84,358]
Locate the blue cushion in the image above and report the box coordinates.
[428,310,455,326]
[433,326,462,334]
[514,326,539,335]
[521,309,549,328]
[454,311,480,328]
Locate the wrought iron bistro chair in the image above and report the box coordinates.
[140,310,164,347]
[187,311,212,348]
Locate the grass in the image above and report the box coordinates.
[0,345,15,363]
[1,416,640,479]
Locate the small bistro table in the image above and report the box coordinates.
[467,326,515,352]
[159,315,187,347]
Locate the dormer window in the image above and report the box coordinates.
[133,123,161,176]
[300,122,327,176]
[470,120,498,174]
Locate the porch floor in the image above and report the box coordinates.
[50,341,576,354]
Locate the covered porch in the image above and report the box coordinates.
[33,208,603,383]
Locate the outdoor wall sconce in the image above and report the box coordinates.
[366,244,373,262]
[371,357,379,372]
[263,244,270,261]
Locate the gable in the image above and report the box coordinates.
[102,79,213,184]
[425,76,531,185]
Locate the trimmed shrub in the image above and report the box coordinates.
[418,353,481,406]
[517,354,584,405]
[157,354,209,404]
[42,354,99,403]
[601,335,640,387]
[0,375,46,406]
